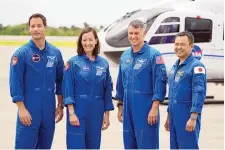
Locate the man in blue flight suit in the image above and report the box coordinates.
[115,19,167,149]
[164,31,207,149]
[9,13,64,149]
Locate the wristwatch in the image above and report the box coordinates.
[117,102,123,107]
[57,104,64,109]
[190,114,197,120]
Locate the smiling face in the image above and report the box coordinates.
[81,31,98,54]
[128,25,146,47]
[174,35,194,59]
[29,17,46,40]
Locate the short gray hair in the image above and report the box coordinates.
[128,19,147,31]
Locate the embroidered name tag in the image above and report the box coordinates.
[134,59,147,70]
[96,66,106,76]
[46,56,56,67]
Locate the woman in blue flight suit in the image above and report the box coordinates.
[62,27,114,149]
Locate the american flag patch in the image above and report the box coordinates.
[156,56,164,64]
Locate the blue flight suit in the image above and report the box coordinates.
[115,43,167,149]
[167,54,207,149]
[9,40,64,149]
[63,54,114,149]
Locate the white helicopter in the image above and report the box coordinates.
[98,0,224,84]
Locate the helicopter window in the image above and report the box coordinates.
[105,16,158,48]
[155,24,180,34]
[149,35,175,45]
[185,17,212,43]
[162,17,180,23]
[104,10,141,32]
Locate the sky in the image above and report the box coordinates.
[0,0,164,28]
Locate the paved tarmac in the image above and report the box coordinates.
[0,44,223,149]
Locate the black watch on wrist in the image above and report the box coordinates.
[57,104,64,109]
[117,103,123,107]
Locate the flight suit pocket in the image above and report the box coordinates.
[92,96,104,115]
[15,125,39,148]
[137,126,158,148]
[94,96,104,100]
[74,95,88,119]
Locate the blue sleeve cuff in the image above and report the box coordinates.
[190,107,202,114]
[114,94,123,102]
[152,94,164,102]
[55,90,62,95]
[64,97,75,106]
[12,96,24,103]
[105,104,115,111]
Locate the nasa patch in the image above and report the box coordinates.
[83,65,90,71]
[32,54,40,62]
[125,58,132,63]
[192,45,203,60]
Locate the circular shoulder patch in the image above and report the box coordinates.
[12,56,18,65]
[32,54,41,62]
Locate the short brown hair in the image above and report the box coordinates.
[77,27,100,56]
[28,13,47,27]
[175,31,194,44]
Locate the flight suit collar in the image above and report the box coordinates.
[81,54,100,62]
[175,53,195,67]
[28,39,49,51]
[131,42,148,54]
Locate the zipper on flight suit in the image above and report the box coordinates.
[129,53,137,116]
[131,53,138,101]
[172,64,183,101]
[39,49,47,120]
[42,50,46,120]
[90,60,94,103]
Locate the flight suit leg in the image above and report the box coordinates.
[174,103,200,149]
[66,119,86,149]
[15,116,40,149]
[169,106,179,149]
[123,107,138,149]
[35,121,55,149]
